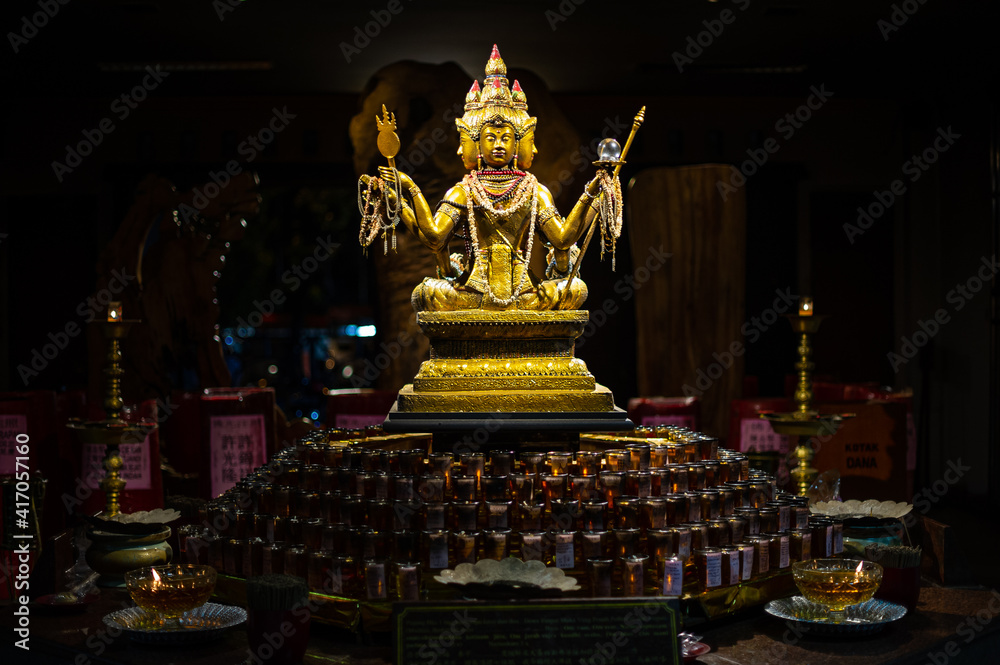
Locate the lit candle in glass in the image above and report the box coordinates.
[798,297,813,317]
[108,302,123,322]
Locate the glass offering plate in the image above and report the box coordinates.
[765,596,907,636]
[435,558,581,599]
[103,602,246,644]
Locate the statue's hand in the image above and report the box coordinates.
[378,166,415,190]
[585,174,602,197]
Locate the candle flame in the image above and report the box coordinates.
[798,297,814,317]
[855,561,864,573]
[151,568,162,588]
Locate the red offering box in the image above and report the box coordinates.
[626,396,700,431]
[326,389,396,429]
[200,388,276,499]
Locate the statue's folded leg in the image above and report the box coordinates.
[518,278,589,310]
[411,277,484,312]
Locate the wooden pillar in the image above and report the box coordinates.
[627,165,746,439]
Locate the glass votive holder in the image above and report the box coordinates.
[452,474,478,502]
[790,528,813,562]
[549,498,580,531]
[668,464,689,493]
[486,501,512,529]
[392,475,416,501]
[482,529,511,561]
[718,487,736,517]
[392,529,419,563]
[261,542,286,575]
[616,497,642,529]
[599,471,625,508]
[481,475,509,502]
[570,474,599,502]
[581,500,608,531]
[707,518,731,548]
[321,523,348,552]
[626,444,651,472]
[459,452,485,488]
[649,445,670,469]
[520,503,545,531]
[642,498,668,531]
[509,473,535,504]
[339,496,365,527]
[367,500,394,532]
[345,527,366,561]
[398,449,425,476]
[695,547,723,592]
[417,475,446,503]
[422,529,451,571]
[746,534,771,576]
[519,451,546,475]
[646,528,673,563]
[452,501,479,531]
[553,531,576,570]
[518,531,547,562]
[365,472,391,501]
[301,518,324,550]
[578,530,609,562]
[308,550,333,590]
[546,451,574,475]
[622,554,648,596]
[422,502,449,531]
[613,528,640,560]
[393,500,421,530]
[489,451,515,477]
[700,489,722,521]
[427,452,454,490]
[395,561,422,601]
[683,491,702,523]
[452,530,479,565]
[284,545,308,579]
[588,558,613,597]
[542,474,568,508]
[364,558,389,600]
[576,451,602,475]
[604,450,630,472]
[661,555,684,596]
[273,486,292,517]
[702,460,721,488]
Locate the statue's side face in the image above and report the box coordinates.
[480,123,517,168]
[458,131,478,170]
[517,131,536,169]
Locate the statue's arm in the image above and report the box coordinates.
[536,179,600,250]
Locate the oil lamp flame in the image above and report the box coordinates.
[855,561,864,574]
[798,297,813,317]
[150,567,162,588]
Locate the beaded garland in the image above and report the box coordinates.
[462,168,540,307]
[595,169,623,270]
[357,171,402,255]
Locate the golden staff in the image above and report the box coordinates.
[563,106,645,292]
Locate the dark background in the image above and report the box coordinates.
[1,1,997,507]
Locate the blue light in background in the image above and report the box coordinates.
[310,411,320,421]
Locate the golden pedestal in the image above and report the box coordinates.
[396,310,615,413]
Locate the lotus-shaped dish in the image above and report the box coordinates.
[811,499,913,519]
[435,558,580,598]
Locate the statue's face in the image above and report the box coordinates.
[458,131,478,170]
[480,123,517,168]
[517,131,537,169]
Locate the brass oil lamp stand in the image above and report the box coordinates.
[68,303,156,517]
[759,298,849,496]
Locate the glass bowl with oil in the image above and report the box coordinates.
[125,564,217,624]
[792,558,883,622]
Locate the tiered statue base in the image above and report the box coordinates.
[383,309,632,434]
